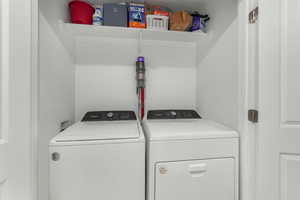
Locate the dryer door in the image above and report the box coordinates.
[155,158,235,200]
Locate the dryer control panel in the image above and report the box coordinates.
[82,111,137,121]
[147,110,201,120]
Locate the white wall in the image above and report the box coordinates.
[75,64,197,120]
[196,20,238,128]
[74,38,197,120]
[146,65,196,110]
[38,0,75,199]
[196,0,238,129]
[75,65,136,120]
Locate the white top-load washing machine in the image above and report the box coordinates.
[49,111,145,200]
[142,110,239,200]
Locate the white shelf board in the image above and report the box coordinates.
[62,23,206,43]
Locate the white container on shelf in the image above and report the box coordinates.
[146,15,169,31]
[93,5,103,25]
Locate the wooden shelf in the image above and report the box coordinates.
[61,23,206,43]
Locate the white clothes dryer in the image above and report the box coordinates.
[142,110,239,200]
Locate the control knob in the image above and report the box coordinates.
[107,112,114,118]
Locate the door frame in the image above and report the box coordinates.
[237,0,259,200]
[31,0,39,199]
[28,0,257,200]
[255,0,290,199]
[2,0,39,199]
[27,0,257,200]
[31,1,255,200]
[0,0,10,196]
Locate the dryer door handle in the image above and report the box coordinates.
[188,163,207,177]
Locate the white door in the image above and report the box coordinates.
[257,0,300,200]
[0,0,9,198]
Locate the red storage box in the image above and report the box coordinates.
[69,1,95,24]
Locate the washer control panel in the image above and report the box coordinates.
[147,110,201,119]
[82,111,136,121]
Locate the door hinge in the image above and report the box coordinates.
[249,6,259,24]
[248,109,259,123]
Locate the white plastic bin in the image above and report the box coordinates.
[146,15,169,31]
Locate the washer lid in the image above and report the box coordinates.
[144,119,238,141]
[54,121,140,142]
